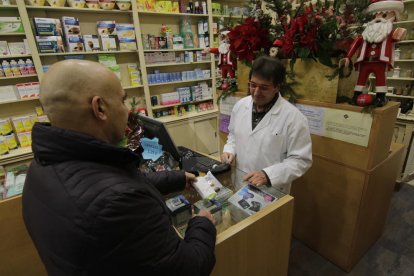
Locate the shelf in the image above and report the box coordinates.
[0,5,18,10]
[0,54,31,59]
[397,114,414,122]
[396,40,414,44]
[212,14,243,19]
[148,77,212,86]
[0,33,25,36]
[0,74,38,80]
[394,19,414,25]
[143,48,203,53]
[138,11,208,17]
[0,97,39,105]
[146,61,211,67]
[395,59,414,62]
[156,108,218,123]
[403,0,414,4]
[0,147,33,166]
[38,50,136,56]
[370,76,414,81]
[26,6,132,13]
[151,97,213,110]
[123,84,143,89]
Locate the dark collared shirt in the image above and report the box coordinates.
[252,93,279,130]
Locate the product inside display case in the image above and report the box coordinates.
[167,167,286,236]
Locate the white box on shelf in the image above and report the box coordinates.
[8,42,26,55]
[100,35,117,51]
[0,85,18,102]
[0,41,9,56]
[83,35,101,52]
[23,39,31,55]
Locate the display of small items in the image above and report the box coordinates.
[0,81,39,103]
[211,2,248,16]
[24,0,132,11]
[0,39,30,57]
[0,58,36,78]
[0,107,49,156]
[0,162,31,201]
[137,0,207,14]
[153,101,214,118]
[147,68,210,84]
[144,50,210,64]
[152,81,211,106]
[33,17,137,53]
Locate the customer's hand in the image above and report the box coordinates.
[185,172,197,189]
[195,209,215,225]
[220,152,234,164]
[243,171,268,187]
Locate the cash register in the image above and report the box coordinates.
[137,115,230,175]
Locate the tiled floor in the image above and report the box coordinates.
[288,183,414,276]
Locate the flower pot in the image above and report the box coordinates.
[282,58,340,103]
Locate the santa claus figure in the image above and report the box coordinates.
[204,30,237,90]
[339,0,407,107]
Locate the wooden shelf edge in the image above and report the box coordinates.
[0,147,33,166]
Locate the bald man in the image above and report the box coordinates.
[22,60,216,276]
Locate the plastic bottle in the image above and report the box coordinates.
[194,1,200,14]
[188,0,193,13]
[18,59,27,75]
[2,60,12,77]
[10,59,20,76]
[201,1,207,14]
[25,59,35,74]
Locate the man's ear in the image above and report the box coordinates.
[91,96,107,121]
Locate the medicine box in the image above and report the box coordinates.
[83,35,101,51]
[0,41,9,56]
[228,185,278,222]
[36,36,64,53]
[8,42,25,55]
[0,17,24,34]
[97,21,116,35]
[67,35,84,52]
[165,194,192,228]
[33,18,62,36]
[100,35,117,51]
[194,199,223,225]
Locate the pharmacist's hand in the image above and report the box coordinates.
[203,47,211,54]
[195,209,215,225]
[185,172,197,189]
[243,171,268,187]
[220,152,234,164]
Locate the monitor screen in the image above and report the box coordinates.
[136,114,181,163]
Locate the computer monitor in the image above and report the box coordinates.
[136,114,181,163]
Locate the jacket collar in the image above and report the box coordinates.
[31,123,140,166]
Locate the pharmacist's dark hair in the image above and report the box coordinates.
[249,56,286,86]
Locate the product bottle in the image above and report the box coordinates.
[188,0,193,13]
[2,60,12,77]
[18,59,27,75]
[194,1,200,14]
[25,59,35,74]
[186,6,191,13]
[201,1,207,14]
[10,59,20,76]
[394,48,401,60]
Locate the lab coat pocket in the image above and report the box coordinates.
[262,130,285,162]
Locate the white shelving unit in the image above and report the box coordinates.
[0,0,254,164]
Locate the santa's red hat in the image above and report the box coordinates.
[366,0,404,16]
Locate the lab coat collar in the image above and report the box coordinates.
[247,94,283,134]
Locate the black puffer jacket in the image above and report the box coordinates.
[22,123,216,276]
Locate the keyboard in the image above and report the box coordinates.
[178,146,230,174]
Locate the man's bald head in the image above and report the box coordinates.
[40,60,128,144]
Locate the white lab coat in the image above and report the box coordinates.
[223,95,312,194]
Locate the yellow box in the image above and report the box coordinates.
[0,119,13,136]
[4,134,18,150]
[155,1,172,12]
[171,2,179,13]
[11,117,25,134]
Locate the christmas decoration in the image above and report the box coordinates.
[339,0,407,107]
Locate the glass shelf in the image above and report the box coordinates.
[38,50,136,56]
[146,61,211,67]
[151,97,213,110]
[155,108,218,123]
[26,6,132,13]
[148,77,212,86]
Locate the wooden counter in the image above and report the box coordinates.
[0,175,294,276]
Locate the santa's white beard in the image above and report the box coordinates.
[362,18,393,43]
[218,43,229,54]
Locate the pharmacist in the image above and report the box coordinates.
[221,56,312,193]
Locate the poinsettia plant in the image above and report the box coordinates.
[227,0,370,74]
